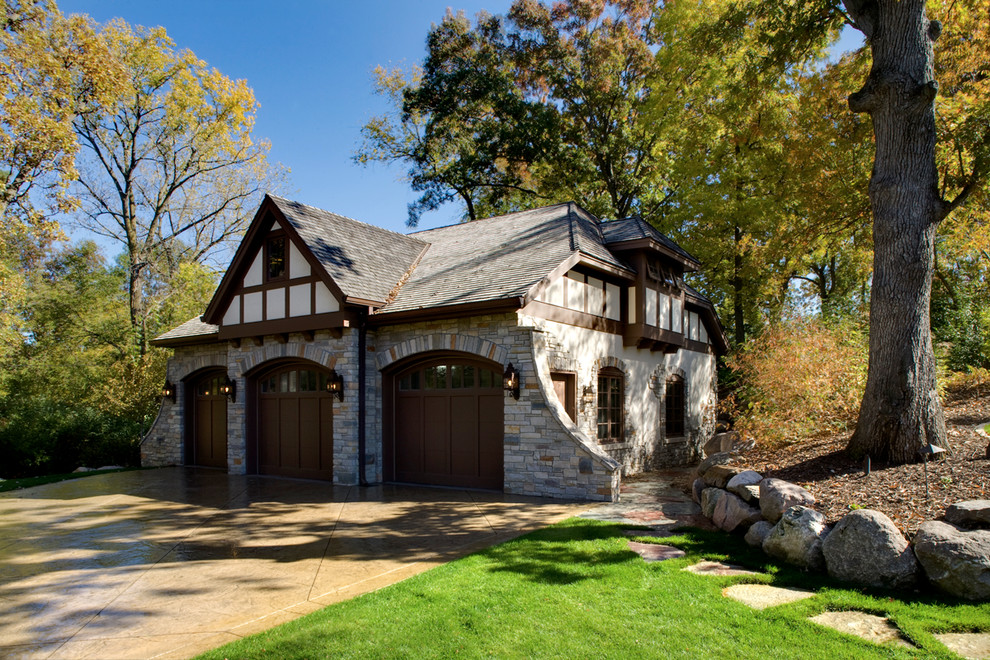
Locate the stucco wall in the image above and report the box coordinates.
[519,316,716,473]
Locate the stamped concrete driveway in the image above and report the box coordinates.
[0,468,586,659]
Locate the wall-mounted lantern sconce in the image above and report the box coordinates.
[503,363,520,400]
[326,370,344,402]
[221,375,237,403]
[162,380,176,404]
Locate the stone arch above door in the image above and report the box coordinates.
[376,334,509,371]
[234,341,337,377]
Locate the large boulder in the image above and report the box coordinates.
[762,506,829,571]
[727,470,763,502]
[713,492,763,533]
[944,500,990,530]
[703,465,746,489]
[914,521,990,601]
[701,487,727,520]
[821,509,919,590]
[745,521,774,548]
[696,452,738,481]
[760,478,815,523]
[692,478,705,505]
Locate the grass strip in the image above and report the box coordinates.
[197,519,987,659]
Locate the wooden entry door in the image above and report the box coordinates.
[191,372,228,469]
[256,365,334,480]
[392,358,504,490]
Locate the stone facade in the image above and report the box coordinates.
[142,311,716,502]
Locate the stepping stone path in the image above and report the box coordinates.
[592,469,985,659]
[627,542,685,562]
[810,611,914,649]
[683,560,761,577]
[934,633,990,660]
[722,584,816,610]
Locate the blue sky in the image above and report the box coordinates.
[57,1,863,241]
[58,0,514,236]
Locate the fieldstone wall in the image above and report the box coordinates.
[141,343,228,467]
[373,313,621,501]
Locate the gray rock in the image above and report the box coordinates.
[713,492,763,532]
[701,487,727,520]
[914,521,990,601]
[696,452,737,480]
[727,470,763,499]
[703,465,746,489]
[72,467,94,473]
[737,484,761,504]
[822,509,919,589]
[762,505,829,571]
[704,431,740,456]
[760,478,815,523]
[692,478,705,505]
[944,500,990,530]
[745,521,774,548]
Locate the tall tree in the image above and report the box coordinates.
[0,0,119,356]
[72,20,283,354]
[723,0,990,461]
[356,0,669,224]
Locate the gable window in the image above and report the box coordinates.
[266,236,286,281]
[597,367,623,443]
[665,375,685,437]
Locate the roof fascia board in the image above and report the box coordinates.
[369,297,523,326]
[607,237,701,271]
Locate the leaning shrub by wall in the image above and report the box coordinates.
[726,318,867,447]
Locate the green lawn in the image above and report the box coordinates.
[0,467,138,492]
[197,519,987,659]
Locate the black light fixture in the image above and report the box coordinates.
[326,370,344,401]
[162,379,176,404]
[221,375,237,403]
[503,362,520,400]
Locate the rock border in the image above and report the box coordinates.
[693,453,990,602]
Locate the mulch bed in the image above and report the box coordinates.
[741,394,990,539]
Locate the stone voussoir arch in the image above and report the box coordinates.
[169,353,228,383]
[234,342,338,377]
[376,333,509,371]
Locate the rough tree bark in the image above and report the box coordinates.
[845,0,948,462]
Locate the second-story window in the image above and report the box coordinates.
[266,236,286,281]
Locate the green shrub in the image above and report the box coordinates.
[725,318,868,447]
[0,398,144,478]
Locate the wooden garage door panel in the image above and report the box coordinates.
[478,393,503,482]
[259,398,280,472]
[192,379,227,469]
[396,396,423,477]
[278,398,300,469]
[450,394,479,477]
[423,396,450,475]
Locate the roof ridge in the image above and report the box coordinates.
[408,202,576,236]
[269,194,428,245]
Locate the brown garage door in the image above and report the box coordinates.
[257,365,333,480]
[393,358,503,490]
[191,372,228,469]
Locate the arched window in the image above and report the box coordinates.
[597,367,624,443]
[665,374,685,437]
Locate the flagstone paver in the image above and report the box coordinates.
[810,611,914,649]
[622,529,676,538]
[722,584,816,610]
[684,560,762,577]
[627,542,686,562]
[935,633,990,659]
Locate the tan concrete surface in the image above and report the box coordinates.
[0,468,585,659]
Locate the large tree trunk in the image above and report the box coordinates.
[845,0,948,462]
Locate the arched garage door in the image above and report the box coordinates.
[390,356,504,490]
[187,370,228,469]
[255,363,334,480]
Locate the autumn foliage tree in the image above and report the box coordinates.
[72,20,283,354]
